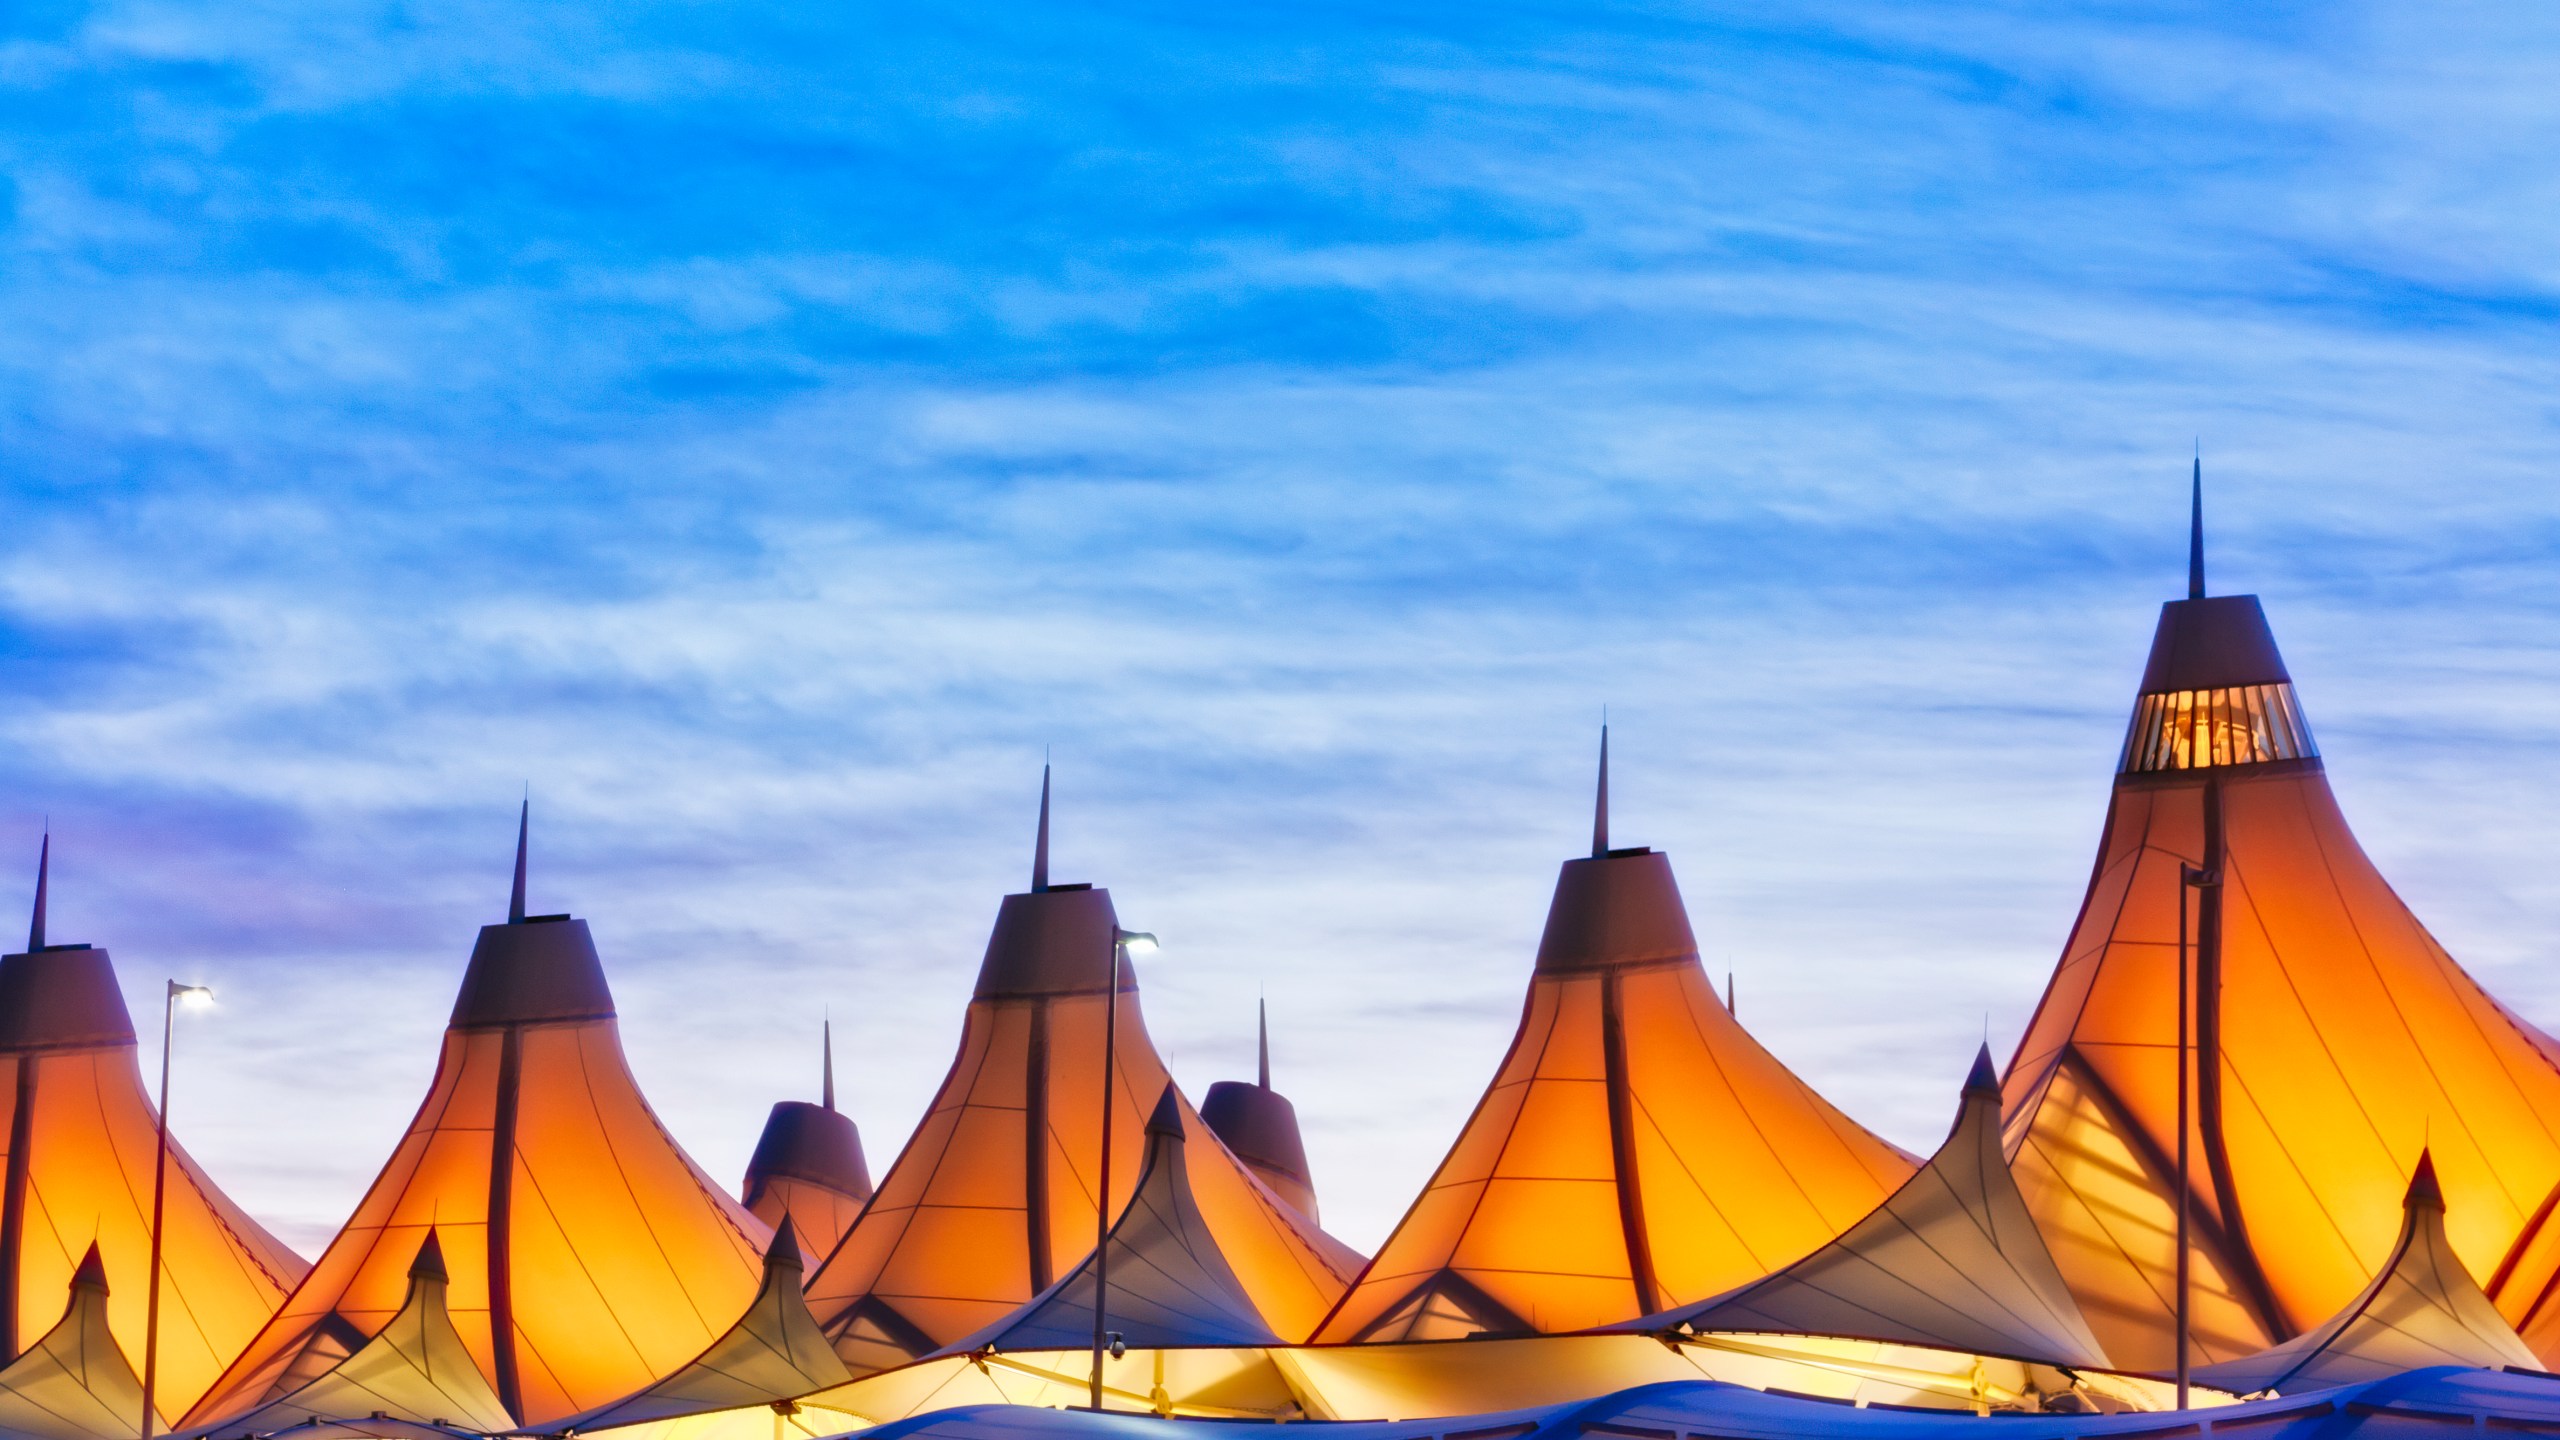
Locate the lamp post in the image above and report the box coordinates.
[1089,927,1156,1412]
[141,981,214,1440]
[2174,864,2216,1412]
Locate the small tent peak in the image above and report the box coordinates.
[71,1241,107,1294]
[1032,764,1052,893]
[409,1229,448,1284]
[2406,1149,2445,1213]
[1147,1082,1186,1140]
[1965,1043,2000,1097]
[26,831,47,953]
[2189,456,2206,601]
[508,799,529,924]
[1592,724,1610,858]
[765,1215,805,1273]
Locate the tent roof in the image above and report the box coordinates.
[1631,1047,2106,1369]
[181,1232,513,1440]
[2196,1153,2539,1395]
[552,1220,852,1435]
[1317,763,1911,1341]
[942,1087,1282,1355]
[0,1245,142,1440]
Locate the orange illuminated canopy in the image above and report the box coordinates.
[0,839,307,1424]
[185,808,770,1431]
[1315,733,1915,1342]
[800,772,1363,1374]
[2001,483,2560,1371]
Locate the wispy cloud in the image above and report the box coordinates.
[2,0,2558,1254]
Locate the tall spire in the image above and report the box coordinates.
[2188,455,2206,600]
[508,799,529,924]
[27,831,47,952]
[1031,764,1051,893]
[1257,997,1271,1090]
[1591,724,1610,857]
[822,1020,836,1112]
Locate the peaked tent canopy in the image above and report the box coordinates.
[945,1085,1284,1354]
[799,773,1363,1374]
[0,842,307,1420]
[186,808,770,1431]
[742,1027,872,1265]
[1316,733,1915,1342]
[2000,488,2560,1371]
[0,1245,142,1440]
[550,1220,852,1434]
[1199,1004,1320,1223]
[184,1232,515,1440]
[2195,1153,2538,1396]
[1628,1047,2107,1369]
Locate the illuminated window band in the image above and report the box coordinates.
[2119,682,2318,774]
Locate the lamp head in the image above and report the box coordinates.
[1112,929,1158,955]
[170,982,215,1010]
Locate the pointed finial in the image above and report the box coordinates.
[1725,971,1735,1016]
[1146,1082,1185,1139]
[1031,764,1051,893]
[1257,998,1271,1091]
[1592,724,1610,858]
[71,1241,107,1295]
[1964,1042,2000,1096]
[409,1229,449,1283]
[822,1019,837,1113]
[2405,1148,2444,1213]
[28,831,48,953]
[2188,456,2205,601]
[766,1215,805,1273]
[508,799,529,924]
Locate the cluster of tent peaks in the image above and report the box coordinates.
[5,479,2560,1439]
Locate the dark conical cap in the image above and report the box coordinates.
[0,840,137,1054]
[1201,1004,1320,1221]
[973,776,1125,999]
[744,1099,872,1201]
[409,1229,448,1284]
[449,804,615,1029]
[764,1215,806,1274]
[1534,849,1699,975]
[1964,1042,2001,1097]
[71,1241,107,1295]
[2138,475,2291,694]
[1147,1082,1187,1141]
[2405,1149,2445,1213]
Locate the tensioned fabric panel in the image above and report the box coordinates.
[1639,1052,2106,1368]
[2002,762,2560,1371]
[1318,959,1911,1341]
[185,1020,768,1429]
[2197,1157,2537,1396]
[801,990,1359,1375]
[0,1248,142,1440]
[0,1047,306,1421]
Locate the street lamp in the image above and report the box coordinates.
[1089,927,1156,1411]
[141,981,214,1440]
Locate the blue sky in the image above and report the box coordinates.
[4,0,2559,1255]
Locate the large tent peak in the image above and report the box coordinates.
[1032,764,1052,893]
[408,1230,447,1285]
[26,831,45,953]
[2190,454,2206,601]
